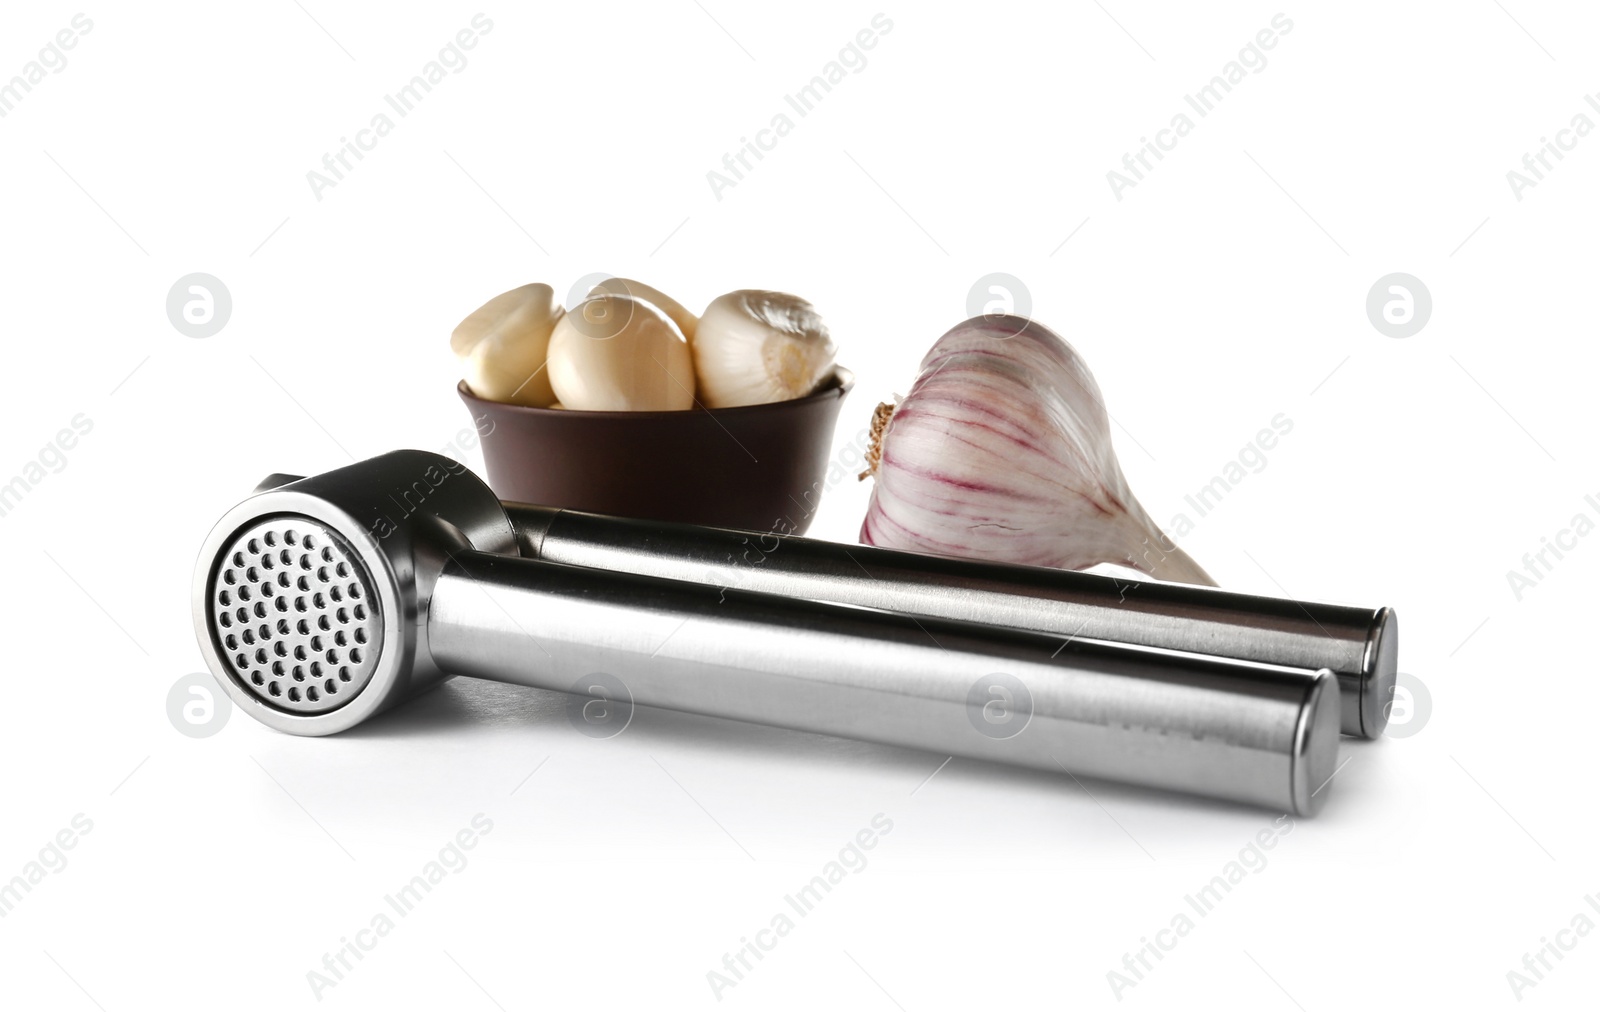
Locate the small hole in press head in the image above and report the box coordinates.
[254,602,267,619]
[263,531,276,547]
[300,555,314,570]
[336,608,349,625]
[274,641,287,657]
[234,653,248,668]
[219,590,232,607]
[223,570,237,586]
[336,563,349,579]
[224,634,237,650]
[329,586,343,603]
[246,567,258,583]
[353,604,367,622]
[232,551,245,567]
[257,624,270,640]
[348,583,361,599]
[271,661,284,676]
[334,631,347,647]
[237,586,251,602]
[312,593,325,609]
[255,648,268,665]
[304,535,317,550]
[307,686,320,702]
[292,665,304,681]
[294,597,307,613]
[325,679,337,694]
[268,681,281,696]
[251,672,264,685]
[317,567,329,583]
[294,646,307,661]
[354,628,367,645]
[218,612,232,628]
[280,549,293,565]
[318,615,331,631]
[285,530,298,546]
[277,619,290,635]
[278,572,291,588]
[349,647,363,664]
[275,598,289,613]
[261,554,275,571]
[297,619,310,636]
[310,635,323,651]
[236,608,248,623]
[247,538,259,553]
[240,629,255,646]
[338,667,351,681]
[288,687,301,702]
[325,649,339,664]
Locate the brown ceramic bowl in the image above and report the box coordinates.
[459,368,854,533]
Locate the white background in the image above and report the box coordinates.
[1,2,1596,1009]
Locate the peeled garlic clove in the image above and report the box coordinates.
[451,283,564,407]
[547,294,695,411]
[693,290,836,408]
[590,277,698,342]
[859,315,1215,586]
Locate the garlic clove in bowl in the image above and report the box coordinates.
[547,294,696,412]
[590,277,699,342]
[693,290,836,408]
[451,283,565,407]
[859,314,1215,586]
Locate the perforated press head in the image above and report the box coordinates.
[208,517,382,713]
[193,451,516,735]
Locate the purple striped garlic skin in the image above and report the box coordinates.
[859,315,1215,586]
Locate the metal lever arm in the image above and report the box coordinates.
[507,504,1395,739]
[426,549,1340,814]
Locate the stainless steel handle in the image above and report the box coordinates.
[427,550,1340,814]
[507,505,1396,738]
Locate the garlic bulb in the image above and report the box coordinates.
[590,277,698,342]
[547,294,695,411]
[859,315,1215,586]
[451,283,564,407]
[693,290,836,408]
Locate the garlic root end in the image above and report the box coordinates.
[858,401,896,481]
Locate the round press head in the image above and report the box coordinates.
[207,517,384,714]
[195,500,412,736]
[193,450,516,735]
